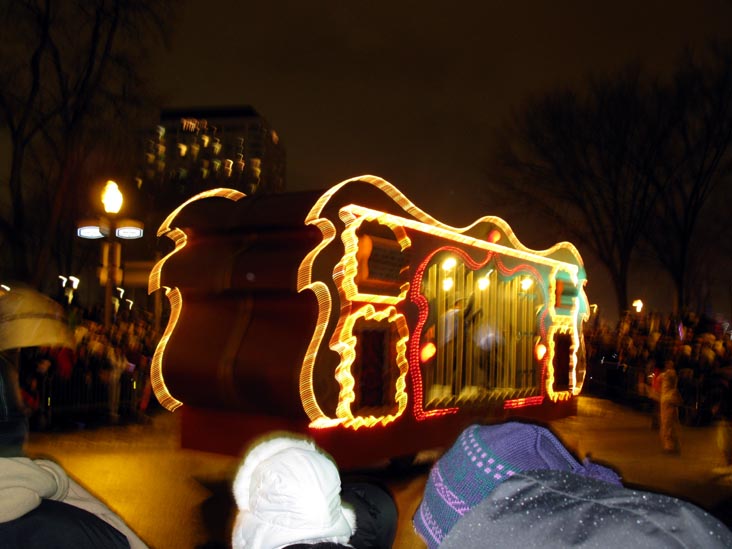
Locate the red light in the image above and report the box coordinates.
[504,396,544,409]
[488,229,501,243]
[420,342,436,363]
[535,343,547,361]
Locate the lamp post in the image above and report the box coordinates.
[77,180,143,329]
[102,181,122,329]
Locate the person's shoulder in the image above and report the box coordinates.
[441,470,732,549]
[0,499,131,549]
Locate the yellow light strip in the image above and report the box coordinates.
[298,175,589,427]
[325,304,409,429]
[148,228,187,295]
[304,175,584,267]
[148,188,245,411]
[297,219,338,422]
[342,204,580,275]
[298,281,332,422]
[336,205,583,411]
[338,209,412,305]
[155,187,245,238]
[543,286,588,401]
[149,287,184,411]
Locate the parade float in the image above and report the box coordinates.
[148,175,589,467]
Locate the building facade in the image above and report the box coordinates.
[138,106,286,213]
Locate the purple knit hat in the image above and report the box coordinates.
[413,422,621,548]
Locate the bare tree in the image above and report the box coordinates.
[0,0,170,287]
[490,67,676,315]
[642,43,732,314]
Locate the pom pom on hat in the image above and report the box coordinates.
[413,422,621,548]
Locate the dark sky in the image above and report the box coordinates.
[149,0,732,319]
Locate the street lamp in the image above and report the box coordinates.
[77,180,143,329]
[102,180,123,215]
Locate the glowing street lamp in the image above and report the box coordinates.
[76,180,143,329]
[102,180,123,214]
[632,299,643,313]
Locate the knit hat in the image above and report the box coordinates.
[413,422,621,548]
[231,434,356,549]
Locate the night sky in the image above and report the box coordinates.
[149,0,732,319]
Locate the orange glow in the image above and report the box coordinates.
[148,175,588,431]
[535,343,547,361]
[298,175,588,428]
[154,188,245,239]
[101,180,123,215]
[441,257,457,271]
[308,304,410,430]
[148,188,245,411]
[420,342,436,363]
[503,395,544,409]
[342,204,582,275]
[302,175,582,266]
[297,217,338,423]
[149,287,183,411]
[543,272,588,401]
[521,277,534,291]
[298,281,333,423]
[334,304,410,429]
[337,209,411,305]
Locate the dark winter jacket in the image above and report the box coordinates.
[440,469,732,548]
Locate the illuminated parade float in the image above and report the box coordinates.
[149,176,590,467]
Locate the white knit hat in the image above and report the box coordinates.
[232,434,355,549]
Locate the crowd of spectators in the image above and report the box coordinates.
[585,310,732,427]
[17,305,161,430]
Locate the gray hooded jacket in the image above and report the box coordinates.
[440,469,732,548]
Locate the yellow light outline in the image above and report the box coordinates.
[296,218,338,422]
[342,204,581,276]
[338,208,412,305]
[329,304,410,429]
[298,175,589,425]
[303,175,584,266]
[147,176,589,423]
[148,188,245,411]
[543,272,588,401]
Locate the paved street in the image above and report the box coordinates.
[24,396,732,548]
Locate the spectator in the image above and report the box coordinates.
[414,421,732,548]
[413,422,621,548]
[232,432,397,549]
[106,342,129,423]
[438,469,732,548]
[659,359,682,454]
[0,288,147,548]
[711,371,732,473]
[0,452,145,548]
